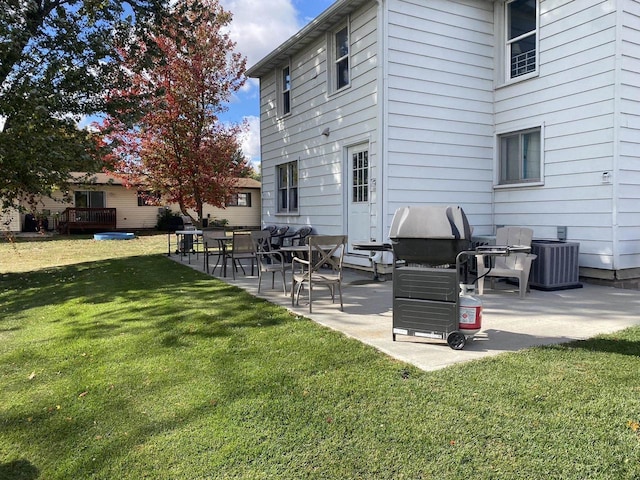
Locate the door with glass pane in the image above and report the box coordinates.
[347,144,370,252]
[74,191,106,222]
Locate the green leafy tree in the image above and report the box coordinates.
[0,0,171,211]
[100,0,248,226]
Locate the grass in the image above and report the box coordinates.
[2,234,640,479]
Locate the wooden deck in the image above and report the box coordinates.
[58,207,116,234]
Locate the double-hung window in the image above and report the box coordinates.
[506,0,538,80]
[498,127,542,185]
[328,24,350,93]
[277,161,298,214]
[335,26,350,89]
[281,66,291,116]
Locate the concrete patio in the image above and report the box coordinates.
[172,253,640,371]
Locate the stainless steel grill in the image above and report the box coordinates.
[389,205,471,265]
[389,205,473,349]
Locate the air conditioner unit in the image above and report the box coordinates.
[529,240,582,291]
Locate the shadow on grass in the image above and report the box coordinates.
[552,335,640,357]
[3,230,165,243]
[0,255,287,342]
[0,254,302,476]
[0,459,39,480]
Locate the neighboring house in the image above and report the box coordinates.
[246,0,640,283]
[10,173,261,232]
[1,208,21,232]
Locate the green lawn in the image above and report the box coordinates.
[1,234,640,479]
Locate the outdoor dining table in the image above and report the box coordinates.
[168,229,203,264]
[204,234,234,277]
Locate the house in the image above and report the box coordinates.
[8,173,261,232]
[246,0,640,284]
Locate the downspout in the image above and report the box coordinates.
[376,0,387,243]
[374,0,394,268]
[611,1,622,275]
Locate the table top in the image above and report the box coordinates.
[175,229,203,235]
[280,244,338,252]
[203,233,233,241]
[279,245,308,252]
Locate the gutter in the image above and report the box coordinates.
[246,0,373,78]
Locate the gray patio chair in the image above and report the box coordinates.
[291,235,347,313]
[203,231,226,274]
[251,230,290,294]
[229,231,256,279]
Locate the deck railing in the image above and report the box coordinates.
[58,207,117,233]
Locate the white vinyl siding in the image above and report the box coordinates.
[494,0,618,270]
[385,0,495,232]
[252,0,640,277]
[259,2,378,233]
[617,1,640,270]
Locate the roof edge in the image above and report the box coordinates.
[246,0,368,78]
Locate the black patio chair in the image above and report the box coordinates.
[282,226,313,247]
[262,225,277,235]
[269,226,290,250]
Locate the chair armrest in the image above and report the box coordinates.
[291,256,310,267]
[475,254,493,271]
[256,250,287,263]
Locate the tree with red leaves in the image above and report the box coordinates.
[99,0,248,225]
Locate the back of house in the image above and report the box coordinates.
[248,0,640,285]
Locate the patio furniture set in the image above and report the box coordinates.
[169,207,546,347]
[171,225,348,313]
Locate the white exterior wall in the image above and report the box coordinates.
[384,0,495,236]
[618,0,640,272]
[253,0,639,277]
[494,0,619,271]
[260,2,379,237]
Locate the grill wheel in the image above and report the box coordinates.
[446,331,466,350]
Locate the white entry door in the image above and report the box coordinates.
[347,144,370,254]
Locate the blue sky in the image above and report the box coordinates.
[219,0,337,166]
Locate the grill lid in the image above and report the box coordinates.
[389,205,471,240]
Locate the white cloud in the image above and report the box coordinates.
[239,115,261,167]
[220,0,320,165]
[221,0,303,69]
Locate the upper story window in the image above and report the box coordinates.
[276,62,291,117]
[498,127,542,185]
[335,26,350,89]
[277,160,298,214]
[328,23,350,93]
[281,66,291,115]
[506,0,538,80]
